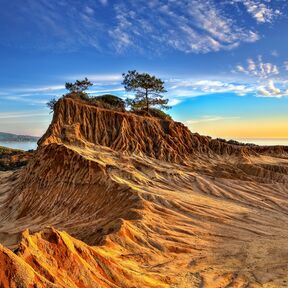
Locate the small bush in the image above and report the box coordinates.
[89,95,126,111]
[133,108,172,120]
[0,146,23,156]
[46,98,57,113]
[65,92,90,101]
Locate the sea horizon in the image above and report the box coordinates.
[2,137,288,151]
[233,138,288,146]
[0,141,38,151]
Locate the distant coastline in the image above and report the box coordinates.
[234,138,288,146]
[0,142,37,151]
[0,132,39,151]
[0,132,39,142]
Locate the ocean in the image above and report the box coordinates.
[234,138,288,146]
[0,141,38,151]
[0,139,288,151]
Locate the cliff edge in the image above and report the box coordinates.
[1,97,288,287]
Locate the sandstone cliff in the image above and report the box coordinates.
[1,97,288,287]
[39,97,288,162]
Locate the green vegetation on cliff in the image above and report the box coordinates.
[47,73,172,121]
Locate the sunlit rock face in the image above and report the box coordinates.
[1,97,288,287]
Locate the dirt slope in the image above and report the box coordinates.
[1,97,288,287]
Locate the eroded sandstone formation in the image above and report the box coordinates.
[1,97,288,287]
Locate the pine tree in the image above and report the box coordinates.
[65,77,93,93]
[122,70,169,112]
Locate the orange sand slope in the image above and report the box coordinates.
[1,97,288,287]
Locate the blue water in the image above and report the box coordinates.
[1,139,288,151]
[0,141,38,151]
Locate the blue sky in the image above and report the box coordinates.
[1,0,288,139]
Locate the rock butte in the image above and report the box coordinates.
[1,97,288,287]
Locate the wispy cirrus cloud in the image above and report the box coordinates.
[98,0,108,6]
[3,67,288,109]
[0,110,48,119]
[86,88,124,95]
[232,0,282,23]
[235,57,279,78]
[69,74,122,83]
[18,86,65,93]
[0,84,66,106]
[168,79,254,97]
[257,80,288,98]
[234,56,288,98]
[184,115,240,125]
[1,0,284,54]
[0,0,106,51]
[109,0,260,54]
[284,61,288,71]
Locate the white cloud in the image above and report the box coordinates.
[231,0,282,23]
[234,56,288,97]
[70,74,122,83]
[257,80,288,98]
[236,57,279,78]
[20,85,65,93]
[168,99,183,106]
[234,56,288,98]
[109,0,260,54]
[3,0,284,54]
[98,0,108,6]
[86,87,124,95]
[0,110,47,119]
[185,116,240,125]
[3,0,104,51]
[0,84,66,106]
[2,96,50,105]
[84,6,94,15]
[244,0,279,23]
[168,79,254,97]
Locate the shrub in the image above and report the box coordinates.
[46,98,57,113]
[89,95,126,111]
[65,92,90,101]
[133,108,172,120]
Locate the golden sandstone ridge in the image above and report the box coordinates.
[1,97,288,287]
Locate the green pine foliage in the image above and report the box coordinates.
[122,70,170,112]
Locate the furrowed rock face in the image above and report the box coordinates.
[39,97,206,162]
[39,97,288,161]
[1,97,288,287]
[39,98,258,162]
[0,227,165,288]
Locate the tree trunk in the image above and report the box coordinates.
[145,89,149,112]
